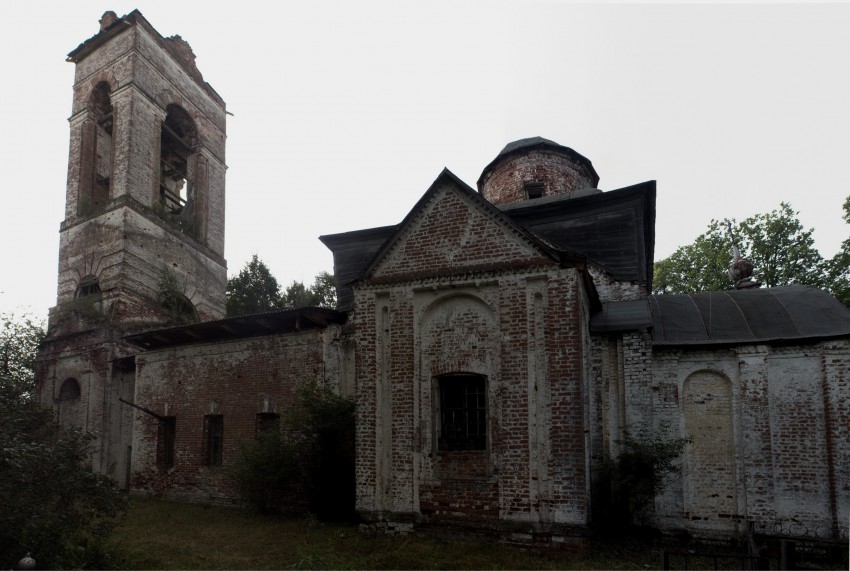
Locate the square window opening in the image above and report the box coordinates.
[524,181,544,199]
[437,374,487,451]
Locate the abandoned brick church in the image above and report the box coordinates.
[36,10,850,546]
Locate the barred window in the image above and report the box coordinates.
[203,414,224,466]
[437,375,487,451]
[157,416,176,469]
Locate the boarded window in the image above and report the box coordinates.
[256,412,280,438]
[203,414,224,466]
[157,416,176,469]
[437,374,486,451]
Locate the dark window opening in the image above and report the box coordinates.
[256,412,280,438]
[79,82,113,216]
[59,377,81,400]
[76,275,101,298]
[160,105,197,218]
[438,374,486,451]
[203,414,224,466]
[524,181,544,199]
[157,416,176,469]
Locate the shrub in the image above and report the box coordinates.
[592,422,691,535]
[0,387,127,569]
[229,381,355,520]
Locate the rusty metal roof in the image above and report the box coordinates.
[124,307,346,350]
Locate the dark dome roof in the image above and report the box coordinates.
[497,136,563,157]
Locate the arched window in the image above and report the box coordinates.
[75,275,101,298]
[78,82,113,216]
[159,105,198,228]
[59,377,81,400]
[683,370,738,526]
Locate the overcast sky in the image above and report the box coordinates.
[1,1,849,317]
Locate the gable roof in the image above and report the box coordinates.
[357,168,566,283]
[321,172,654,310]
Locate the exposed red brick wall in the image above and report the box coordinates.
[352,181,593,538]
[131,330,328,503]
[478,149,597,206]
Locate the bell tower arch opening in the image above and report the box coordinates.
[78,81,113,216]
[159,104,200,235]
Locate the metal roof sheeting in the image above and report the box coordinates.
[124,307,347,350]
[648,285,850,346]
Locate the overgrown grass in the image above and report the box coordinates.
[105,497,661,570]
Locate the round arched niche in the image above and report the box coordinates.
[420,294,497,377]
[682,369,738,527]
[58,377,81,401]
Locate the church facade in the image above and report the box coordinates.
[36,11,850,547]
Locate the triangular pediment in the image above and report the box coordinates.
[363,169,559,282]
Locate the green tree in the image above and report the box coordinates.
[310,271,337,309]
[0,313,126,569]
[827,195,850,308]
[653,220,732,295]
[653,203,828,294]
[738,202,825,288]
[0,312,44,399]
[227,256,337,315]
[226,254,282,316]
[280,280,314,310]
[280,272,337,310]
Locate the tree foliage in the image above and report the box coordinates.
[280,271,337,310]
[653,202,830,295]
[653,220,732,295]
[226,255,337,316]
[739,203,825,289]
[0,313,126,569]
[226,254,282,316]
[826,195,850,308]
[0,312,44,399]
[229,381,355,520]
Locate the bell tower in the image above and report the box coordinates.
[35,10,228,486]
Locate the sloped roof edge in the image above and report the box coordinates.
[124,306,346,350]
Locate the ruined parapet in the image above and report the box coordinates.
[477,137,600,205]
